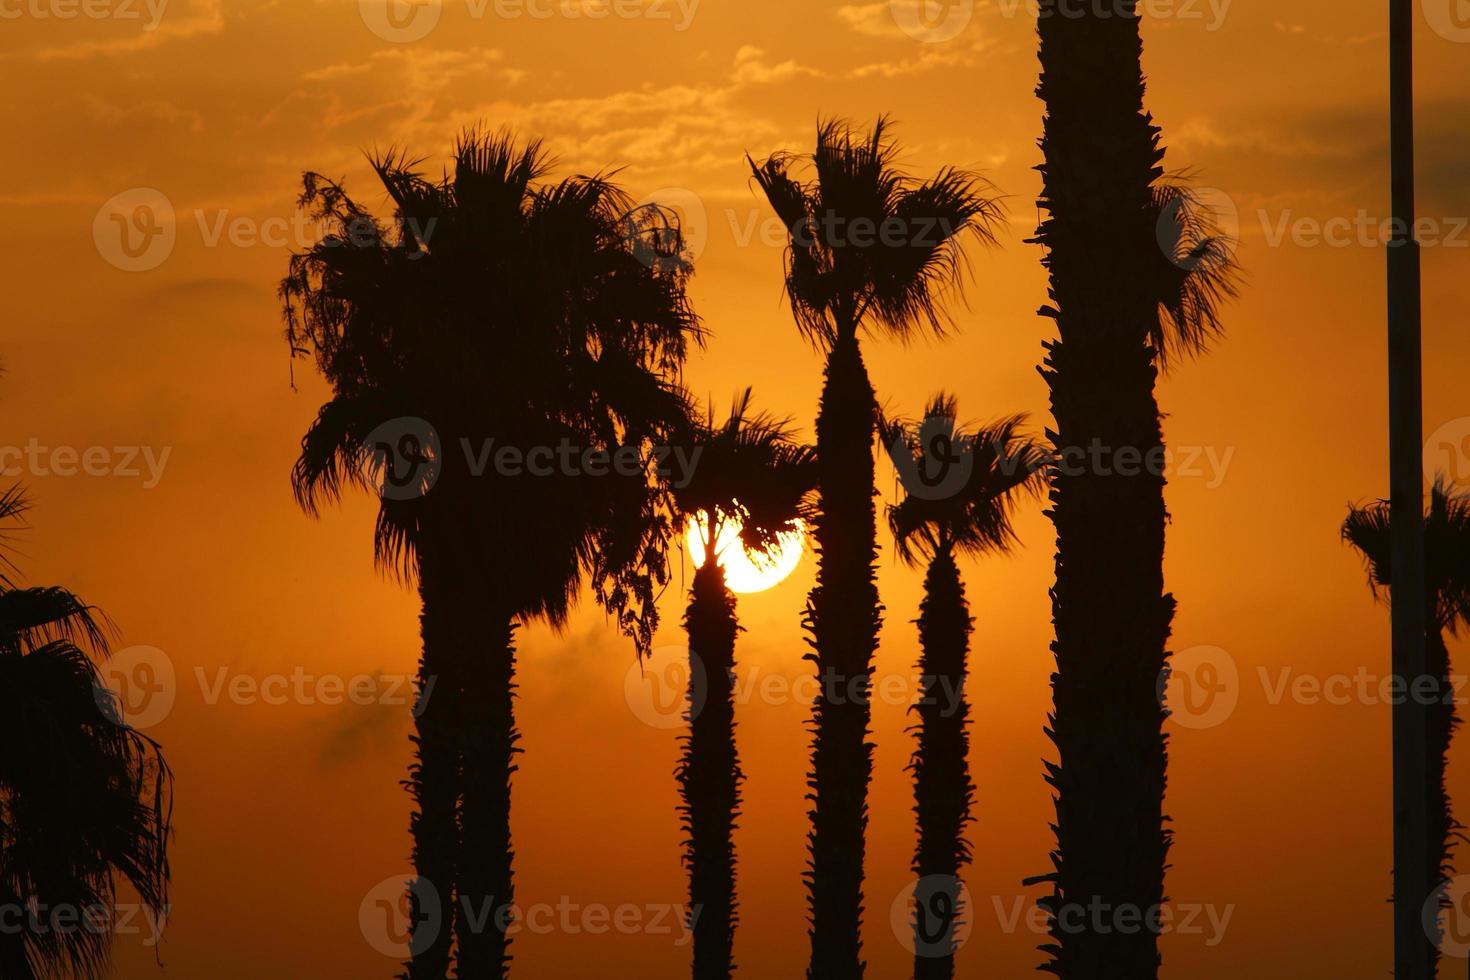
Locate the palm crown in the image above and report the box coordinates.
[670,388,817,563]
[1343,477,1470,632]
[283,128,702,647]
[748,117,1003,349]
[0,486,172,980]
[882,394,1046,567]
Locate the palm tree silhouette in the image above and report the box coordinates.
[1028,5,1239,972]
[0,485,172,980]
[1344,479,1470,979]
[882,397,1043,980]
[284,129,700,979]
[749,117,1001,980]
[669,389,816,980]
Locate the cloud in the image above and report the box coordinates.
[35,0,225,60]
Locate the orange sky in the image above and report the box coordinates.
[4,0,1470,976]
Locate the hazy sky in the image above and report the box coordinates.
[4,0,1470,976]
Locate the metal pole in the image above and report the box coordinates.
[1388,0,1430,976]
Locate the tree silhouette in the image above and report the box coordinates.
[883,397,1043,980]
[1028,4,1238,972]
[749,117,1001,980]
[0,485,172,980]
[284,128,700,979]
[1344,479,1470,979]
[669,388,816,980]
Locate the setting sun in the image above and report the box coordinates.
[685,515,806,594]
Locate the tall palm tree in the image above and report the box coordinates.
[669,389,816,980]
[882,397,1043,980]
[749,117,1001,980]
[284,129,700,979]
[1028,4,1239,973]
[1344,480,1470,979]
[0,485,173,980]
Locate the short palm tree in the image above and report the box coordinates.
[284,129,699,979]
[1029,5,1239,971]
[749,117,1001,980]
[883,397,1043,980]
[1344,479,1470,979]
[0,485,172,980]
[669,389,816,980]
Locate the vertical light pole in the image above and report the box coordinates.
[1388,0,1430,976]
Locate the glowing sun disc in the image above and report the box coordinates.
[685,515,806,594]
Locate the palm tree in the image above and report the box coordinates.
[669,389,816,980]
[1344,479,1470,979]
[0,485,173,980]
[749,117,1001,980]
[1028,4,1239,972]
[882,397,1043,980]
[283,129,700,979]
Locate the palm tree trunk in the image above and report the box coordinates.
[1034,2,1174,976]
[807,330,882,980]
[408,544,463,980]
[1426,624,1459,979]
[454,596,520,980]
[680,558,743,980]
[910,547,974,980]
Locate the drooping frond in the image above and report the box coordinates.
[1343,478,1470,632]
[1149,180,1241,368]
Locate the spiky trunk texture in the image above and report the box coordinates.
[454,603,520,980]
[679,558,743,980]
[806,331,883,980]
[910,547,975,980]
[1034,2,1174,976]
[1426,623,1459,980]
[408,543,463,980]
